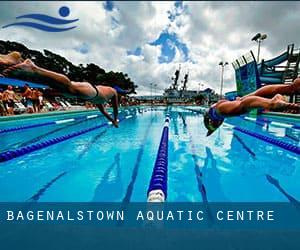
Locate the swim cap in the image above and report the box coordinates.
[203,110,224,136]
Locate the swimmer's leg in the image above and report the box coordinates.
[218,94,300,115]
[4,59,76,93]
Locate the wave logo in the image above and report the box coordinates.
[2,6,79,32]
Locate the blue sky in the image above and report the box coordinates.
[126,1,189,64]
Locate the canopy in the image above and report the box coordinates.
[0,77,48,89]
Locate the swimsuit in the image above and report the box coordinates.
[208,107,225,122]
[83,83,130,103]
[84,83,100,101]
[113,85,130,94]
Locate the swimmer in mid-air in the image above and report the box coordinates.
[204,78,300,136]
[3,58,133,127]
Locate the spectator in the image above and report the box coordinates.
[37,89,44,112]
[22,84,34,113]
[3,85,16,115]
[0,89,7,116]
[31,88,39,112]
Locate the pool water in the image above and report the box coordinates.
[0,106,299,202]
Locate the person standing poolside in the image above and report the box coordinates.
[38,90,44,112]
[22,84,34,113]
[3,85,16,115]
[4,59,133,127]
[204,78,300,136]
[31,88,40,113]
[0,89,7,116]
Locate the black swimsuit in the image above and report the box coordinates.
[85,83,99,101]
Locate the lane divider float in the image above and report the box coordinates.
[0,112,136,163]
[147,116,170,202]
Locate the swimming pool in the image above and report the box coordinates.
[0,106,299,202]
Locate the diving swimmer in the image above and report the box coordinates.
[204,78,300,136]
[3,58,133,127]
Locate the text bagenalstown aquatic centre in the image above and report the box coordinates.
[3,209,274,222]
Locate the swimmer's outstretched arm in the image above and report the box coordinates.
[111,92,119,125]
[96,104,118,128]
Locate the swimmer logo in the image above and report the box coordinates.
[2,6,79,32]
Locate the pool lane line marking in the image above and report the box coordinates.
[1,109,132,153]
[239,117,299,144]
[177,107,300,129]
[77,129,108,160]
[2,116,103,152]
[179,107,205,114]
[80,109,146,159]
[91,153,121,202]
[180,112,214,223]
[266,174,300,207]
[224,121,300,154]
[121,117,154,204]
[0,112,137,163]
[245,116,300,130]
[55,118,75,124]
[87,115,98,119]
[0,106,141,135]
[233,133,256,158]
[241,116,265,127]
[179,112,208,201]
[22,109,142,200]
[233,126,300,155]
[27,172,67,202]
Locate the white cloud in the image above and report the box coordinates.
[0,1,299,96]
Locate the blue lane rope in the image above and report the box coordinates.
[147,116,170,202]
[0,107,139,135]
[234,126,300,155]
[0,113,101,134]
[0,113,135,163]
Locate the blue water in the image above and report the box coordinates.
[0,106,299,202]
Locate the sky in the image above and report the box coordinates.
[0,1,300,95]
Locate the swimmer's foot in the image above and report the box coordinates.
[3,59,37,77]
[270,95,300,113]
[291,78,300,93]
[0,51,23,64]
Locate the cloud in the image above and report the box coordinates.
[0,1,299,95]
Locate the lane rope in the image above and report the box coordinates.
[147,116,170,202]
[0,112,136,163]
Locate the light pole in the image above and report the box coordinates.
[251,33,267,63]
[154,84,157,101]
[219,61,228,99]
